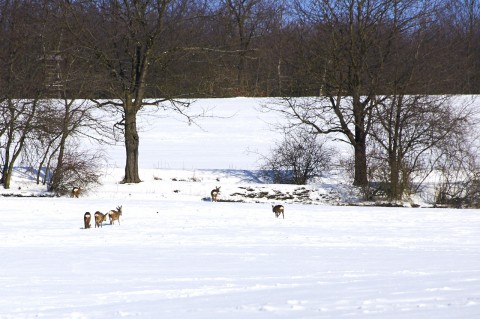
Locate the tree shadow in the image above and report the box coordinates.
[200,169,266,183]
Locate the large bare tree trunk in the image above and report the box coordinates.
[123,103,141,183]
[353,134,368,187]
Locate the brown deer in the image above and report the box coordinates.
[108,205,123,225]
[94,211,107,228]
[211,186,221,202]
[71,187,81,198]
[84,212,91,229]
[272,204,284,219]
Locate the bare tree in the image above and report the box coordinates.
[43,46,111,192]
[434,136,480,208]
[61,0,198,183]
[41,99,109,193]
[268,0,436,187]
[369,95,476,200]
[0,98,48,189]
[0,0,110,192]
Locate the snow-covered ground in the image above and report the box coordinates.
[1,98,480,318]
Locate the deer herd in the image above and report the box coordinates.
[83,206,123,229]
[76,184,285,229]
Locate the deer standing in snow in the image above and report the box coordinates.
[108,205,123,225]
[211,186,221,202]
[272,204,284,219]
[84,212,91,229]
[71,187,81,198]
[94,211,107,228]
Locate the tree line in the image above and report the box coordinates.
[1,1,479,99]
[1,0,480,204]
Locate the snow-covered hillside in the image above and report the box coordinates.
[1,98,480,318]
[107,97,286,170]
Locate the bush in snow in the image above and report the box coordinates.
[48,148,103,196]
[259,129,334,185]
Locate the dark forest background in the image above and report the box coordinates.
[1,0,479,99]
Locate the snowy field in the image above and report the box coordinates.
[1,98,480,318]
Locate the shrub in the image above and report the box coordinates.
[260,130,333,185]
[48,149,104,195]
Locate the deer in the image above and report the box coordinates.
[84,212,91,229]
[94,211,107,228]
[211,186,221,202]
[71,187,81,198]
[108,205,123,225]
[272,204,285,219]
